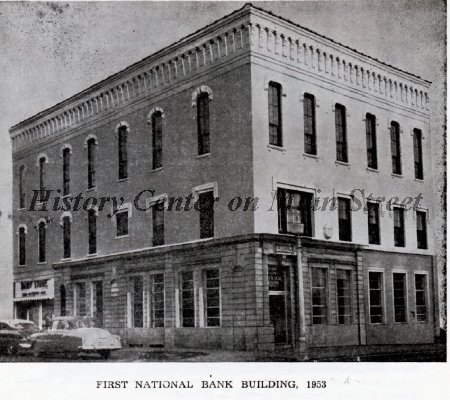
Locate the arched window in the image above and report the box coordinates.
[118,125,128,180]
[87,138,97,189]
[62,215,71,259]
[152,111,163,169]
[19,165,25,209]
[18,226,26,266]
[62,147,71,196]
[60,285,66,316]
[38,220,46,263]
[88,209,97,255]
[197,92,210,155]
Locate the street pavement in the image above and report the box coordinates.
[0,343,446,362]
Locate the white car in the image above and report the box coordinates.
[29,316,122,359]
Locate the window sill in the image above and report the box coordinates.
[366,167,379,173]
[86,187,97,192]
[18,264,27,268]
[335,160,350,168]
[267,144,286,154]
[391,173,403,179]
[196,153,211,160]
[117,178,128,183]
[115,234,129,239]
[303,153,319,162]
[414,178,424,183]
[37,262,47,265]
[18,207,26,211]
[151,167,163,173]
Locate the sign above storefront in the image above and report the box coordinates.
[14,278,54,301]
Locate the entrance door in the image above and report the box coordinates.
[268,264,290,344]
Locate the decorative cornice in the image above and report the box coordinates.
[10,3,431,153]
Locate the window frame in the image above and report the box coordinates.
[151,111,163,170]
[150,273,165,328]
[37,220,47,263]
[268,81,283,147]
[203,268,221,327]
[390,121,402,175]
[310,266,329,325]
[18,225,27,266]
[197,92,211,156]
[393,206,405,247]
[73,281,87,317]
[303,93,317,155]
[62,215,71,259]
[392,271,408,324]
[198,190,215,239]
[180,270,196,328]
[277,187,314,237]
[366,113,378,169]
[414,272,429,323]
[38,156,47,202]
[416,210,428,249]
[18,165,26,209]
[335,104,348,163]
[87,208,97,255]
[86,137,97,189]
[413,128,424,180]
[152,200,165,246]
[368,270,385,324]
[127,275,144,328]
[367,201,381,245]
[62,147,71,196]
[338,197,352,242]
[117,125,128,180]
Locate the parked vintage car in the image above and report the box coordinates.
[29,316,121,359]
[0,319,41,351]
[0,321,24,356]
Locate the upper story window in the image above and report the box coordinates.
[18,226,26,266]
[268,81,282,147]
[368,202,380,245]
[118,125,128,180]
[37,220,46,263]
[390,121,402,175]
[62,215,71,259]
[87,137,97,189]
[87,209,97,255]
[199,191,215,239]
[151,111,163,169]
[338,197,352,241]
[19,165,25,209]
[393,207,405,247]
[277,188,313,237]
[62,147,71,196]
[152,200,165,246]
[413,128,424,180]
[366,113,378,169]
[197,93,211,155]
[116,209,129,238]
[303,93,316,155]
[335,104,348,163]
[38,156,47,202]
[416,210,428,249]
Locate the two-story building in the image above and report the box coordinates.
[10,4,438,351]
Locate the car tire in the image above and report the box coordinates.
[98,350,111,360]
[6,343,18,357]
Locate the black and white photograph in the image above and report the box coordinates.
[0,0,447,398]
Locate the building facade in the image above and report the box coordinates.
[10,4,437,351]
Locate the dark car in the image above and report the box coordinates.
[0,322,23,356]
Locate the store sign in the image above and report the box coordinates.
[14,278,54,300]
[269,265,285,291]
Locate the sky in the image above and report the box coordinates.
[0,0,446,318]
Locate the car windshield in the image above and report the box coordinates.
[76,319,98,328]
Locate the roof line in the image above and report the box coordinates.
[10,2,430,132]
[249,3,431,84]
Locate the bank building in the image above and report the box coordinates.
[10,4,438,352]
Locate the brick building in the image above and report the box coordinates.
[10,4,438,351]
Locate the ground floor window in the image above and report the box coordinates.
[336,269,352,324]
[181,271,195,327]
[151,274,165,328]
[128,276,144,328]
[204,269,220,327]
[74,282,87,317]
[415,274,428,322]
[311,268,328,324]
[393,273,407,323]
[369,272,383,324]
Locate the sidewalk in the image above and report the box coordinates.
[113,343,446,362]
